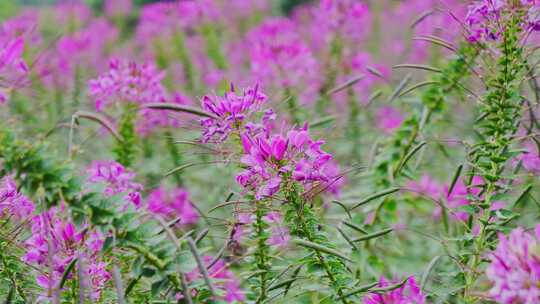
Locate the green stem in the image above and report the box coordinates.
[252,202,270,303]
[113,103,138,167]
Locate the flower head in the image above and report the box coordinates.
[236,125,335,199]
[486,224,540,303]
[23,206,110,301]
[147,187,199,225]
[88,59,166,111]
[200,84,268,143]
[86,160,143,207]
[0,176,35,220]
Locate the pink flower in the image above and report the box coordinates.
[200,84,268,143]
[86,160,143,207]
[23,206,110,300]
[0,176,35,220]
[246,18,322,105]
[440,176,484,222]
[237,124,335,199]
[88,59,166,111]
[147,187,199,225]
[363,276,426,304]
[376,106,404,134]
[486,224,540,303]
[465,0,540,43]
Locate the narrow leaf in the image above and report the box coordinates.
[393,64,442,73]
[421,255,441,291]
[293,239,352,262]
[59,258,77,289]
[73,111,121,141]
[399,81,439,98]
[513,185,533,208]
[447,164,464,198]
[326,75,365,95]
[386,74,411,103]
[394,141,427,176]
[342,221,368,234]
[338,281,379,300]
[141,103,218,119]
[350,188,401,210]
[352,228,393,242]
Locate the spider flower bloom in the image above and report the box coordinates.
[236,125,334,199]
[88,59,166,111]
[200,84,268,143]
[486,224,540,303]
[465,0,540,43]
[23,207,110,301]
[86,160,143,207]
[0,176,35,220]
[147,187,199,225]
[516,142,540,175]
[363,277,426,304]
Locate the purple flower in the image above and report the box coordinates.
[237,125,335,199]
[88,59,166,111]
[246,18,322,105]
[406,175,442,201]
[86,160,143,207]
[363,276,426,304]
[0,176,35,220]
[200,84,268,143]
[23,206,110,301]
[147,187,199,225]
[486,224,540,303]
[465,0,540,43]
[517,142,540,175]
[263,212,290,248]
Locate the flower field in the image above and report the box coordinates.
[1,0,540,303]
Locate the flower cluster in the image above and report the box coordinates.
[0,176,34,220]
[246,18,322,104]
[465,0,540,43]
[147,187,199,225]
[200,84,268,143]
[363,277,426,304]
[236,124,335,199]
[86,160,142,207]
[23,206,110,301]
[88,59,166,111]
[486,224,540,303]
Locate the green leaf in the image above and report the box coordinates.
[350,188,401,210]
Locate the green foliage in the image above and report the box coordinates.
[114,103,138,168]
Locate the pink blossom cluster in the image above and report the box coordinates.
[245,18,322,104]
[465,0,540,43]
[376,106,405,134]
[236,124,335,199]
[200,84,268,143]
[0,176,35,220]
[88,59,166,111]
[86,160,142,207]
[363,277,426,304]
[486,224,540,303]
[23,206,110,301]
[147,186,199,225]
